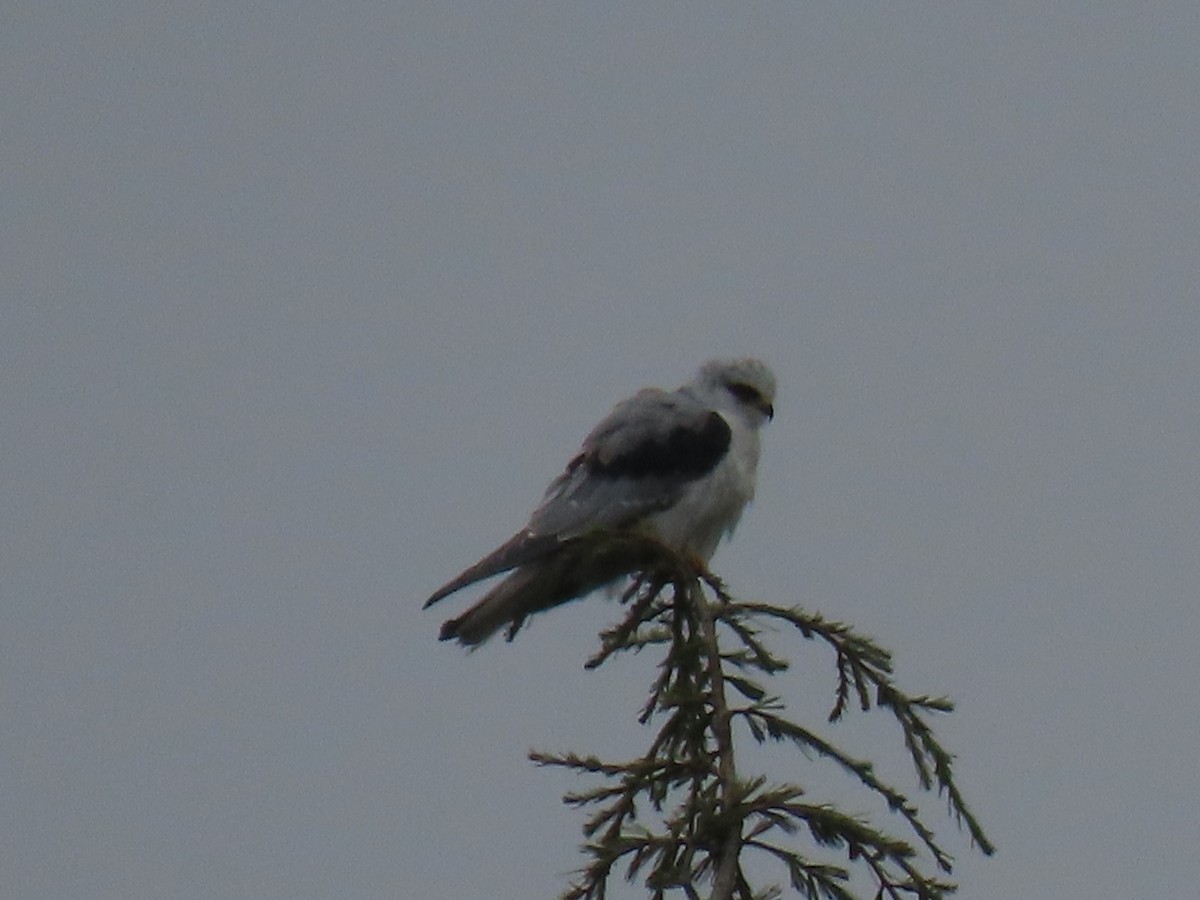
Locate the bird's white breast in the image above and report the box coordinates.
[646,412,761,560]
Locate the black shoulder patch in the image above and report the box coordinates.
[592,411,731,480]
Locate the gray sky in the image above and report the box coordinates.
[4,3,1198,898]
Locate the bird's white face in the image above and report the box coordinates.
[699,358,776,426]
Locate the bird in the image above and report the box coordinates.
[424,358,776,646]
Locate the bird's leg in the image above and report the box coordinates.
[683,552,711,578]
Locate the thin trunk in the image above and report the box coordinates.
[695,582,740,900]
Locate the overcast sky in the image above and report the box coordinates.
[4,3,1199,898]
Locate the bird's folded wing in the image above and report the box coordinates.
[425,388,732,610]
[529,389,732,538]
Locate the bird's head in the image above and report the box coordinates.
[696,358,776,425]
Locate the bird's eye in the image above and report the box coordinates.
[726,382,762,405]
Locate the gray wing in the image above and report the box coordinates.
[528,387,731,536]
[423,387,730,610]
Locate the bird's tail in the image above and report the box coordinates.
[437,537,663,646]
[438,567,549,645]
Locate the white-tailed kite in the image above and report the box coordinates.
[424,358,776,645]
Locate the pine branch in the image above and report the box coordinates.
[718,602,994,857]
[525,536,992,898]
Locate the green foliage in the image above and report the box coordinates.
[530,536,993,900]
